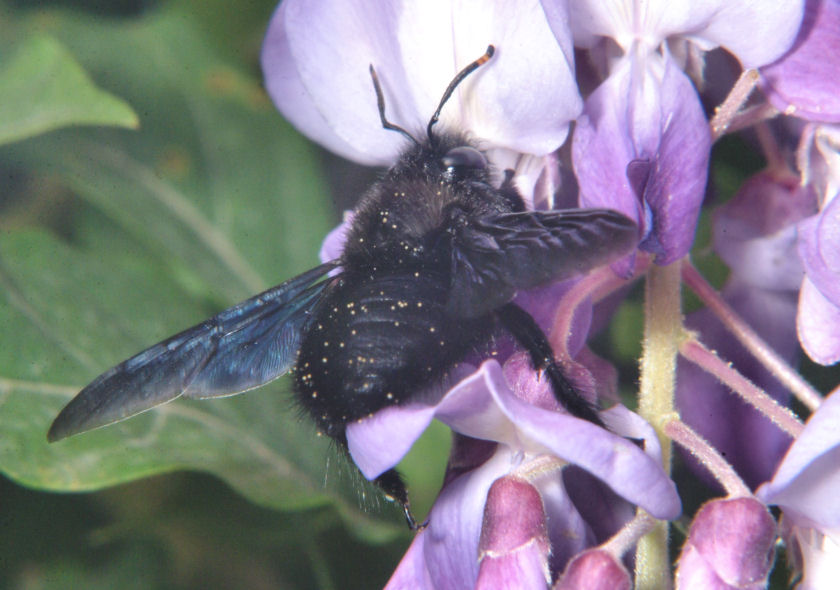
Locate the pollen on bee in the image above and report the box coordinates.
[351,329,357,335]
[386,392,394,400]
[323,341,329,346]
[416,302,422,307]
[321,357,328,363]
[339,341,345,348]
[394,321,400,327]
[429,326,436,332]
[311,391,318,398]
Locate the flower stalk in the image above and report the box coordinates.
[635,261,683,590]
[682,261,823,411]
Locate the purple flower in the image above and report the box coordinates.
[353,359,679,588]
[554,549,631,590]
[261,0,582,168]
[678,171,817,487]
[761,0,840,123]
[796,124,840,364]
[541,0,805,266]
[798,193,840,364]
[675,497,777,590]
[757,386,840,587]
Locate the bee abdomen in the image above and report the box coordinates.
[294,272,488,437]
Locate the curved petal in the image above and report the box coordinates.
[261,1,382,164]
[573,56,710,264]
[347,403,438,479]
[564,0,803,66]
[761,0,840,123]
[263,0,581,165]
[437,362,681,519]
[348,360,679,518]
[572,59,643,228]
[422,451,518,590]
[385,532,436,590]
[798,277,840,365]
[798,195,840,307]
[757,386,840,531]
[318,211,353,263]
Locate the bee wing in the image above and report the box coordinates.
[48,262,338,442]
[448,209,637,318]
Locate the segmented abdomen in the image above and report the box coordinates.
[294,272,489,438]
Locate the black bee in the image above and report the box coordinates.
[49,46,637,527]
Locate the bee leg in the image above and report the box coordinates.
[374,468,427,530]
[495,302,604,427]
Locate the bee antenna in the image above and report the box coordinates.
[426,45,495,143]
[369,64,419,146]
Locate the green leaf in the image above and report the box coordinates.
[0,7,397,539]
[0,34,138,146]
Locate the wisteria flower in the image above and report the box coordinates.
[757,386,840,588]
[761,0,840,123]
[261,0,581,172]
[795,124,840,364]
[542,0,805,266]
[353,359,680,589]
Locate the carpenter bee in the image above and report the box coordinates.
[49,46,637,527]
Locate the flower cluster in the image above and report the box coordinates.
[261,0,840,588]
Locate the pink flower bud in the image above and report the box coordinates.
[554,549,631,590]
[676,497,776,589]
[476,477,551,590]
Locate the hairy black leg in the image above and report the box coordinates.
[374,468,425,530]
[495,302,604,427]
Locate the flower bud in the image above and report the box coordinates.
[676,497,776,589]
[553,549,631,590]
[476,477,551,590]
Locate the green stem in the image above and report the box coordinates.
[634,261,682,589]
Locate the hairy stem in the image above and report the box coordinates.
[664,418,751,497]
[682,261,823,411]
[680,338,804,438]
[634,261,682,590]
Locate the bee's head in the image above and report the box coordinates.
[369,45,495,177]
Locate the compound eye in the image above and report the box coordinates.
[442,146,487,175]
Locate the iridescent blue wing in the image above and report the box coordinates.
[448,209,637,318]
[48,262,338,442]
